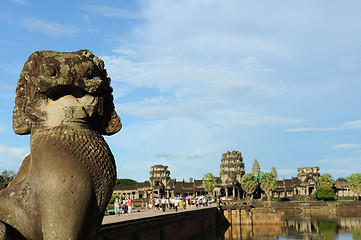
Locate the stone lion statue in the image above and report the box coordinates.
[0,50,122,239]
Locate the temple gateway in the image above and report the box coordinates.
[113,150,357,201]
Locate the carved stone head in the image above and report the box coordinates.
[13,50,121,135]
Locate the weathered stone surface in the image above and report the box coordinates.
[0,50,121,240]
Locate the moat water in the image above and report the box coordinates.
[212,216,361,240]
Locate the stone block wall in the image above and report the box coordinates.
[99,208,221,240]
[223,208,284,225]
[251,208,284,225]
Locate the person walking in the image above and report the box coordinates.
[179,198,183,210]
[171,198,175,209]
[168,197,172,209]
[155,198,159,212]
[148,197,153,211]
[161,196,166,212]
[128,199,133,213]
[123,198,128,215]
[174,198,179,212]
[114,196,120,216]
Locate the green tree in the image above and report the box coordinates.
[314,185,335,200]
[336,177,347,182]
[115,178,137,186]
[319,174,335,187]
[189,177,194,183]
[0,170,16,184]
[241,173,259,199]
[109,195,118,204]
[109,195,125,204]
[202,173,216,196]
[259,172,276,201]
[347,173,361,201]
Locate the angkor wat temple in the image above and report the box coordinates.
[113,150,356,201]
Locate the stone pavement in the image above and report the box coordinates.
[102,205,213,225]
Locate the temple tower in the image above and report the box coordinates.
[220,151,245,183]
[271,166,278,180]
[252,158,261,176]
[219,151,245,198]
[149,165,170,188]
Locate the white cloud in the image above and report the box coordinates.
[82,5,139,19]
[101,0,292,102]
[341,120,361,129]
[229,116,306,128]
[99,4,303,166]
[312,156,361,178]
[116,98,305,128]
[0,144,28,162]
[104,53,287,105]
[277,169,297,178]
[154,153,177,160]
[284,119,361,132]
[339,55,361,71]
[320,168,353,177]
[21,17,78,36]
[12,0,27,6]
[284,127,338,132]
[0,144,29,172]
[240,57,276,73]
[332,144,361,150]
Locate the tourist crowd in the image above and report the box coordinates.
[113,196,133,216]
[113,196,212,215]
[147,196,212,212]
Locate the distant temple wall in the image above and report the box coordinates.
[112,152,357,201]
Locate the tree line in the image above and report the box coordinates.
[201,172,361,201]
[3,168,361,201]
[315,173,361,201]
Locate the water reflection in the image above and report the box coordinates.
[221,217,361,240]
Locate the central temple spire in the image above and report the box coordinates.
[252,158,260,176]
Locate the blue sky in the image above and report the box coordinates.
[1,0,361,182]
